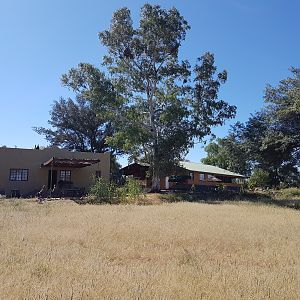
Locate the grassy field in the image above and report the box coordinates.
[0,199,299,299]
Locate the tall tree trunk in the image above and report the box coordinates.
[147,78,160,192]
[151,142,160,192]
[151,151,161,192]
[151,175,160,192]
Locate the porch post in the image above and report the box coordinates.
[49,158,53,197]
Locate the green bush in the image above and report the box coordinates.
[117,178,145,204]
[125,178,144,201]
[248,169,270,189]
[89,178,118,204]
[89,177,144,204]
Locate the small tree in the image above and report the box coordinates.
[124,178,144,202]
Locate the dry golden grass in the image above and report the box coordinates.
[0,199,299,299]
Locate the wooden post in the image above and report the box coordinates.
[49,158,53,198]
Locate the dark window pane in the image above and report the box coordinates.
[60,170,71,181]
[9,169,28,181]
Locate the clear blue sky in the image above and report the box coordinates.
[1,0,299,166]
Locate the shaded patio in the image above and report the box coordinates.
[41,157,101,197]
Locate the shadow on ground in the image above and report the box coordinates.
[160,191,300,210]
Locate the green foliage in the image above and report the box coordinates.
[89,177,144,204]
[99,4,236,190]
[248,169,270,189]
[34,63,120,154]
[265,68,300,138]
[203,68,300,187]
[202,129,251,176]
[89,178,119,204]
[110,155,122,173]
[118,178,145,204]
[239,68,300,187]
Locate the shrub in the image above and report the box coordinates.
[117,178,145,204]
[89,178,118,204]
[125,178,144,201]
[89,177,144,204]
[248,169,270,189]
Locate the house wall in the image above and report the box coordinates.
[163,171,243,190]
[122,164,149,180]
[0,147,110,197]
[188,171,242,187]
[120,163,244,190]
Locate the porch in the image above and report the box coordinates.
[40,157,101,198]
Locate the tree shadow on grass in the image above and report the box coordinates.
[163,191,300,210]
[240,197,300,210]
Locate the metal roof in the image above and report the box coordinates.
[179,161,245,178]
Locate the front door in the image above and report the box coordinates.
[48,170,57,189]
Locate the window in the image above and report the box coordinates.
[95,170,101,178]
[10,169,28,181]
[233,178,244,184]
[59,170,71,182]
[207,174,215,181]
[199,173,205,181]
[189,172,194,181]
[222,177,232,183]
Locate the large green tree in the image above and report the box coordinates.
[201,124,251,176]
[257,68,300,186]
[34,63,119,153]
[202,68,300,187]
[99,4,236,191]
[264,67,300,161]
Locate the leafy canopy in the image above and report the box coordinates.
[34,63,119,153]
[202,68,300,187]
[99,4,236,189]
[202,125,251,177]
